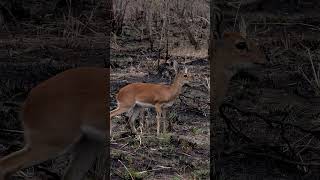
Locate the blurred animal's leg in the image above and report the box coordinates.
[0,140,64,180]
[63,135,104,180]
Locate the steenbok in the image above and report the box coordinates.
[209,8,267,179]
[0,67,108,180]
[211,11,267,107]
[110,65,191,136]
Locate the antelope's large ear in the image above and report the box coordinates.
[239,16,247,39]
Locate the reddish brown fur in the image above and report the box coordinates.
[0,67,108,180]
[110,71,190,135]
[117,79,183,107]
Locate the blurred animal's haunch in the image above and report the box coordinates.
[0,68,108,180]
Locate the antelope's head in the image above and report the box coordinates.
[212,9,267,72]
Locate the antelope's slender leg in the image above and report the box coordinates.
[128,105,141,134]
[139,108,145,133]
[155,104,162,135]
[162,108,167,133]
[145,109,151,133]
[168,109,173,131]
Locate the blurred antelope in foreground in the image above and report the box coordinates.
[0,68,108,180]
[110,64,191,136]
[211,10,267,107]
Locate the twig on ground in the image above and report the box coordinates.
[118,159,134,180]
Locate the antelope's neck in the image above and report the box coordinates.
[169,77,183,99]
[214,52,237,78]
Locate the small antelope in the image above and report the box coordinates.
[0,67,108,180]
[209,8,267,179]
[110,66,191,135]
[211,11,267,107]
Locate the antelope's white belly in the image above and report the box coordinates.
[135,101,175,108]
[136,101,155,107]
[163,101,174,108]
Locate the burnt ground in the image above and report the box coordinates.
[0,0,107,179]
[214,3,320,180]
[110,28,210,179]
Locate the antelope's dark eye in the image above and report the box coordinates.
[235,42,248,50]
[184,74,188,77]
